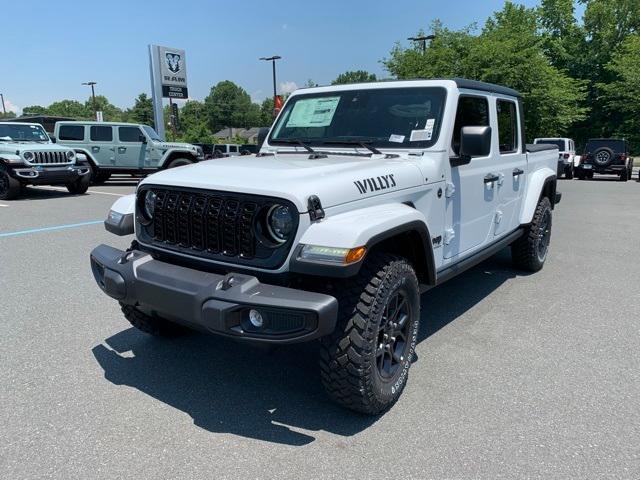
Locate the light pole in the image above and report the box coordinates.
[407,34,436,53]
[259,55,282,117]
[82,81,97,119]
[0,93,6,115]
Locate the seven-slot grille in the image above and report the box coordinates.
[147,188,266,260]
[30,151,71,165]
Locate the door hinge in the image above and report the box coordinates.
[445,182,456,198]
[444,228,455,245]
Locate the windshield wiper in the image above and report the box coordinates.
[322,138,401,158]
[272,139,327,159]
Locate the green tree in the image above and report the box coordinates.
[46,100,90,118]
[598,34,640,152]
[0,111,16,119]
[127,93,154,127]
[204,80,256,133]
[260,97,275,125]
[21,105,49,115]
[331,70,377,85]
[85,95,124,121]
[383,3,588,139]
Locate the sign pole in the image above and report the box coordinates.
[148,45,166,141]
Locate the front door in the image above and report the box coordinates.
[444,95,500,259]
[116,126,146,168]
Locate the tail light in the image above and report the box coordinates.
[563,153,570,159]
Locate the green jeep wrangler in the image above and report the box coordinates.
[53,121,204,183]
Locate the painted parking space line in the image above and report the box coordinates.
[0,204,8,208]
[0,220,103,238]
[32,186,127,197]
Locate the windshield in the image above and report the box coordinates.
[536,139,565,151]
[585,139,626,153]
[0,124,49,142]
[142,125,161,141]
[269,87,447,150]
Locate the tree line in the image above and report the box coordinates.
[3,0,637,151]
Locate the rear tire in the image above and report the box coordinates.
[0,166,21,200]
[121,304,185,337]
[319,253,421,415]
[511,196,552,272]
[565,165,574,179]
[620,170,629,182]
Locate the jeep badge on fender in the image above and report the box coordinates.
[90,79,561,415]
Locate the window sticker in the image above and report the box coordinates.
[286,97,341,128]
[389,134,405,143]
[410,118,436,142]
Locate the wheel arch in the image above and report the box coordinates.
[519,168,557,225]
[161,150,198,168]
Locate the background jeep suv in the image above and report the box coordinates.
[576,138,633,181]
[54,121,203,183]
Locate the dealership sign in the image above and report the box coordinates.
[157,46,189,99]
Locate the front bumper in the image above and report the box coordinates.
[90,245,339,344]
[8,164,90,184]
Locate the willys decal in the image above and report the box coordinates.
[354,174,397,194]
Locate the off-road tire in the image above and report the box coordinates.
[120,304,185,337]
[565,165,574,179]
[576,170,585,180]
[620,169,629,182]
[0,166,21,200]
[66,174,90,194]
[89,163,111,184]
[319,253,421,415]
[593,147,614,167]
[511,196,552,272]
[166,158,193,169]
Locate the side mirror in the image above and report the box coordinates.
[459,126,492,160]
[257,127,270,149]
[139,134,147,144]
[50,135,57,143]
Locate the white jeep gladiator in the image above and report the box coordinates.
[90,79,561,414]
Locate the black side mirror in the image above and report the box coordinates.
[50,135,57,143]
[459,126,492,160]
[139,134,147,144]
[257,127,270,149]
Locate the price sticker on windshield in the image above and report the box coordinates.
[286,97,341,128]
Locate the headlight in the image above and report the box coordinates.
[143,190,157,220]
[23,151,34,162]
[66,150,75,160]
[266,204,294,243]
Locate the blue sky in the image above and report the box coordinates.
[3,0,546,114]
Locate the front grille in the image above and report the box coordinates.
[30,151,72,165]
[139,186,297,269]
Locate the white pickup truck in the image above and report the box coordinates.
[90,79,561,414]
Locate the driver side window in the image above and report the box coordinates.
[452,96,490,156]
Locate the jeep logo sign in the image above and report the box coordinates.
[156,45,189,99]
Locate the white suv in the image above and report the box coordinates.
[534,137,576,179]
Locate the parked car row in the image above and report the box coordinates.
[193,143,258,159]
[534,137,636,182]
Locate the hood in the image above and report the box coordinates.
[140,152,427,212]
[0,141,72,154]
[152,140,197,151]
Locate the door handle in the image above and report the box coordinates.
[484,173,500,184]
[513,168,525,176]
[118,147,126,154]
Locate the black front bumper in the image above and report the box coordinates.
[8,164,91,185]
[90,245,339,344]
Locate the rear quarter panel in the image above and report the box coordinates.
[520,148,557,224]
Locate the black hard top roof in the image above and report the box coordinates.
[451,78,522,98]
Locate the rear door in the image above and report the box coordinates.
[88,125,115,166]
[445,94,500,259]
[494,97,527,237]
[116,126,145,168]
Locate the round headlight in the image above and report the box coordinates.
[66,150,76,160]
[143,190,157,220]
[23,151,34,162]
[267,204,294,243]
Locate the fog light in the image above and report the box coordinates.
[248,309,264,328]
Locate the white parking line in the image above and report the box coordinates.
[0,204,8,207]
[32,186,126,197]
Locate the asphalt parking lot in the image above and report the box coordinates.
[1,173,639,479]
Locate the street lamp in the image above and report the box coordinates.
[259,55,282,117]
[0,93,6,115]
[407,34,436,54]
[82,81,98,119]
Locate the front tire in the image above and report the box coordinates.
[66,174,90,194]
[511,196,553,272]
[319,253,420,415]
[0,166,21,200]
[121,304,185,337]
[166,158,193,169]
